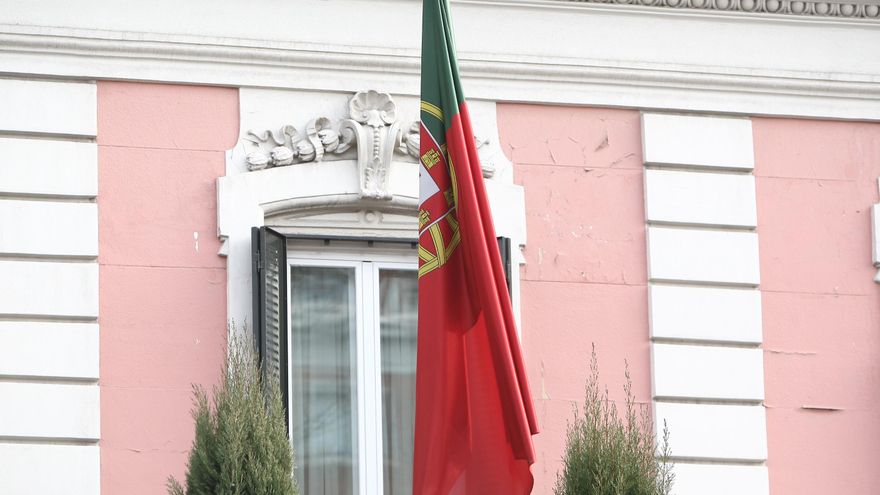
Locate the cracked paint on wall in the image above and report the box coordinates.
[754,117,880,495]
[497,104,650,494]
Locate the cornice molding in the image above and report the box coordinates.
[4,28,878,92]
[2,0,880,120]
[562,0,880,19]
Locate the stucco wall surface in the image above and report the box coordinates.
[98,81,239,494]
[497,104,651,494]
[754,118,880,494]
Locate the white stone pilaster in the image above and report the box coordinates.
[0,78,100,495]
[642,113,769,495]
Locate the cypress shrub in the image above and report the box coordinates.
[554,345,674,495]
[167,330,297,495]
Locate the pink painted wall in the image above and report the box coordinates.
[754,118,880,494]
[98,82,239,494]
[497,104,651,494]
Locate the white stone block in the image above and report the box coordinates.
[0,322,98,380]
[642,113,754,170]
[645,169,757,228]
[872,204,880,266]
[0,261,98,318]
[0,200,97,257]
[647,227,760,285]
[655,402,767,461]
[0,382,99,440]
[652,344,764,401]
[650,285,763,344]
[0,79,96,137]
[0,443,99,495]
[673,463,769,495]
[486,180,527,243]
[0,138,98,197]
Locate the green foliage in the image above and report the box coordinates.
[168,330,297,495]
[554,345,674,495]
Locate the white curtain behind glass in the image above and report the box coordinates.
[290,266,358,495]
[379,269,418,495]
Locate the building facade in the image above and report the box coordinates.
[1,0,879,493]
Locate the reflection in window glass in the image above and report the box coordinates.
[290,266,358,495]
[380,269,418,495]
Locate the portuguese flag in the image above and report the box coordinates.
[414,0,539,493]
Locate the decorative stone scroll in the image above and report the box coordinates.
[243,90,494,200]
[569,0,880,19]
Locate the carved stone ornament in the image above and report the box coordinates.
[243,90,494,200]
[569,0,880,19]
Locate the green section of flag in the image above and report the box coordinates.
[420,0,465,146]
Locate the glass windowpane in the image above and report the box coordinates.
[379,269,418,495]
[290,266,358,495]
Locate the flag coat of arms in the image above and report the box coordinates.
[414,0,539,493]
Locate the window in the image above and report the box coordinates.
[288,251,417,495]
[253,228,418,495]
[252,228,512,495]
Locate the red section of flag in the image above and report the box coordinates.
[414,103,539,494]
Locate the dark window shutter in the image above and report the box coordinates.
[252,226,289,422]
[496,236,512,299]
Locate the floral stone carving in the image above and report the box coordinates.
[243,90,493,200]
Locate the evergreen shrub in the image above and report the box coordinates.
[554,345,674,495]
[167,330,297,495]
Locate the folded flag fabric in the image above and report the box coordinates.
[413,1,540,493]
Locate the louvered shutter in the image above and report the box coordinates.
[252,226,289,421]
[497,236,513,299]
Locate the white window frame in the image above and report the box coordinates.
[286,242,417,495]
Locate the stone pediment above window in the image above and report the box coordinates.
[236,90,496,201]
[219,88,525,323]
